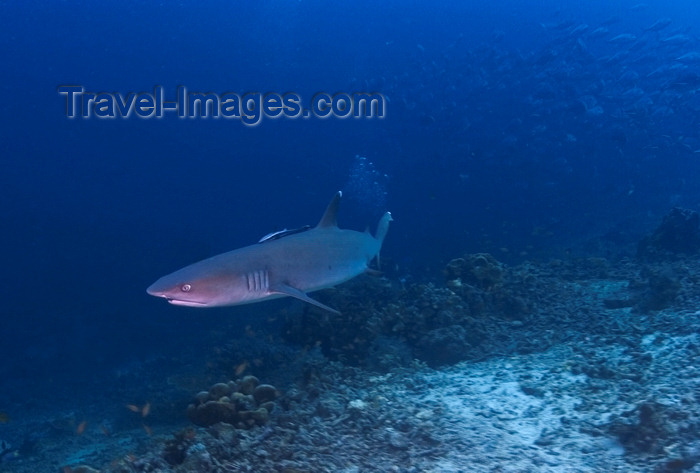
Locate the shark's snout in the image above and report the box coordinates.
[147,279,211,306]
[146,281,167,298]
[146,279,180,301]
[146,287,158,297]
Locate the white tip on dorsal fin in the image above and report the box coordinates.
[316,191,342,228]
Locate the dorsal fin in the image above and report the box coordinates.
[316,191,342,228]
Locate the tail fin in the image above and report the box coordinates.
[374,212,393,245]
[373,212,393,269]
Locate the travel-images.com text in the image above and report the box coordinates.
[57,86,386,126]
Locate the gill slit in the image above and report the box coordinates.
[246,270,270,293]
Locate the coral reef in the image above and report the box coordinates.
[603,399,700,471]
[14,236,700,473]
[630,266,682,312]
[281,245,700,372]
[186,376,277,429]
[283,253,540,368]
[638,207,700,258]
[607,401,677,455]
[85,325,700,473]
[442,253,531,319]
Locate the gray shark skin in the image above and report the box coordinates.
[147,192,392,314]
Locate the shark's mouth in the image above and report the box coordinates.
[147,286,209,307]
[166,298,208,307]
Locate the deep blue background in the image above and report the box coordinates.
[2,0,700,389]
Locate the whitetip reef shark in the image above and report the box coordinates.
[147,191,392,314]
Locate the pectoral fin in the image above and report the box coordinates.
[271,284,341,315]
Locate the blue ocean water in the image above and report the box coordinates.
[3,0,700,469]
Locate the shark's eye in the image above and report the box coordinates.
[181,284,192,292]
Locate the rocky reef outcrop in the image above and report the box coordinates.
[186,376,277,428]
[638,207,700,258]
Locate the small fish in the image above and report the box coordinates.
[540,20,575,31]
[245,325,255,337]
[661,34,692,45]
[141,403,151,418]
[76,420,87,435]
[676,52,700,64]
[100,425,111,436]
[126,404,140,413]
[235,360,249,376]
[143,424,152,436]
[588,26,608,38]
[567,24,588,37]
[608,33,637,43]
[643,18,671,32]
[601,16,622,26]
